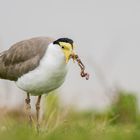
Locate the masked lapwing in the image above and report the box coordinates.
[0,37,76,129]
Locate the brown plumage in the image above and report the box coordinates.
[0,37,54,81]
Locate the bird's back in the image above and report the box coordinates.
[0,37,54,81]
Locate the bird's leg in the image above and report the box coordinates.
[36,95,42,132]
[25,93,33,126]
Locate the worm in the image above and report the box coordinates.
[71,54,89,80]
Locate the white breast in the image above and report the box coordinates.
[16,43,68,96]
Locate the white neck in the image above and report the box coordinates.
[45,43,66,65]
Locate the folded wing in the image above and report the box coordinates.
[0,37,54,81]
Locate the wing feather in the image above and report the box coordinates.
[0,37,54,81]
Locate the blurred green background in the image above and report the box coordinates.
[0,92,140,140]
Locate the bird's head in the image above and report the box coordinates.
[53,38,76,63]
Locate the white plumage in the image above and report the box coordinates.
[16,43,68,95]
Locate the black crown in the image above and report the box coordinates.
[53,38,73,45]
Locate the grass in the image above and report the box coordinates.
[0,92,140,140]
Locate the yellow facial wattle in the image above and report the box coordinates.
[59,42,75,63]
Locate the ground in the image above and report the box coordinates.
[0,92,140,140]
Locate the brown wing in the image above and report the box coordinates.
[0,37,54,81]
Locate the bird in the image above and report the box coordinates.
[0,37,76,130]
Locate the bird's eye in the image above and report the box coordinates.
[62,46,65,49]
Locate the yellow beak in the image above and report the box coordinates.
[65,50,75,63]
